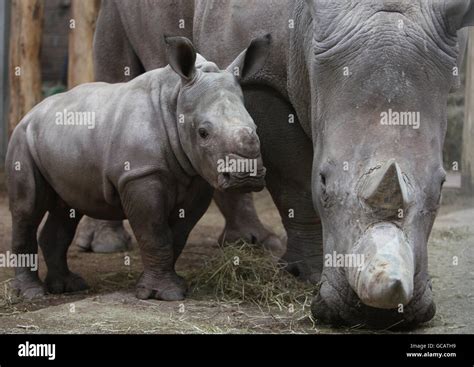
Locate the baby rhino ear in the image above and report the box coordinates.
[226,34,272,81]
[164,36,197,82]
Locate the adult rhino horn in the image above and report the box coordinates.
[347,223,415,309]
[360,159,409,211]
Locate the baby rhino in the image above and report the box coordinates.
[6,36,270,301]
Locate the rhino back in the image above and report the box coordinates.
[24,71,175,217]
[113,0,195,71]
[193,0,291,97]
[99,0,291,97]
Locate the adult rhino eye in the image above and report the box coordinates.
[320,173,329,203]
[438,176,446,203]
[320,173,327,188]
[198,127,209,139]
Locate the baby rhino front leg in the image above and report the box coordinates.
[121,177,186,301]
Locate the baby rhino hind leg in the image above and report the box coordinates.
[7,131,50,299]
[39,206,89,294]
[10,215,46,299]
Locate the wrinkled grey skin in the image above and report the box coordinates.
[198,0,472,328]
[6,37,269,301]
[301,0,471,328]
[80,0,282,255]
[94,0,473,328]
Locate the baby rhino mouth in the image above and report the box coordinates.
[217,153,266,192]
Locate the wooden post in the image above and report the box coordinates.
[68,0,101,88]
[0,0,11,169]
[8,0,44,137]
[463,29,474,194]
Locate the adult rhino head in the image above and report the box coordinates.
[166,36,270,192]
[295,0,473,327]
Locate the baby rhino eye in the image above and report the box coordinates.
[198,127,209,139]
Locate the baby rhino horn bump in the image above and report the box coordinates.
[234,127,260,157]
[360,159,409,210]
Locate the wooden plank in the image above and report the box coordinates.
[8,0,44,137]
[463,29,474,194]
[0,0,11,169]
[68,0,100,88]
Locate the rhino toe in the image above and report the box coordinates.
[46,272,89,294]
[157,288,186,301]
[11,278,45,300]
[136,272,187,301]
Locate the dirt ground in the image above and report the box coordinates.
[0,185,473,334]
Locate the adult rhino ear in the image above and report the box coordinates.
[164,36,197,82]
[445,0,474,31]
[226,34,271,81]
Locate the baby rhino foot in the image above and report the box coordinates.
[136,272,187,301]
[11,277,45,300]
[45,272,89,294]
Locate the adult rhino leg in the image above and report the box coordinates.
[267,169,324,284]
[75,0,143,253]
[214,191,282,253]
[93,0,144,84]
[244,86,323,283]
[75,217,132,253]
[268,178,324,283]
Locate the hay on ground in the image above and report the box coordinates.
[187,241,315,314]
